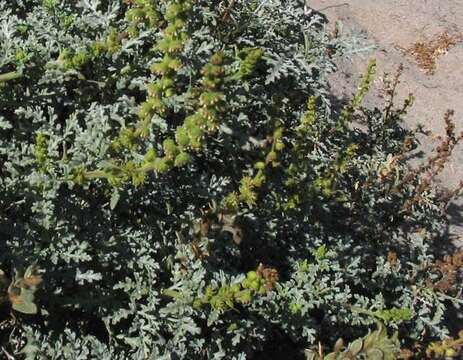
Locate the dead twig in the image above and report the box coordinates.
[221,0,236,23]
[405,32,463,74]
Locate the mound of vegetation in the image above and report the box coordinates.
[0,0,462,358]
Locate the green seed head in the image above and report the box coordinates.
[174,152,190,167]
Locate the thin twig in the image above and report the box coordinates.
[221,0,236,22]
[0,72,22,83]
[1,347,15,360]
[317,2,350,12]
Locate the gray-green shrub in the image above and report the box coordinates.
[0,0,462,359]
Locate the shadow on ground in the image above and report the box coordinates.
[310,0,463,244]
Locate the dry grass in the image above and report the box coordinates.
[405,32,462,74]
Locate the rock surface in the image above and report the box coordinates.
[309,0,463,240]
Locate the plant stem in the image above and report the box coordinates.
[0,72,23,83]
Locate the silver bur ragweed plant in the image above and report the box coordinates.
[0,0,462,359]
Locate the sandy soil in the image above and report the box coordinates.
[308,0,463,240]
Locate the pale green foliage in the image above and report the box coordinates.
[0,0,461,359]
[305,323,400,360]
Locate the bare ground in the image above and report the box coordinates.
[309,0,463,241]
